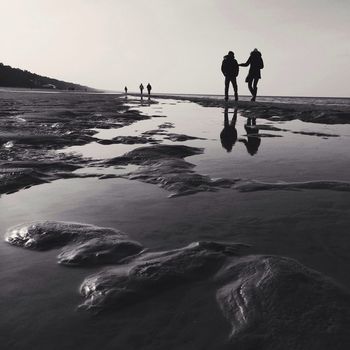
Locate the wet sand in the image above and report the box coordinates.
[1,90,350,349]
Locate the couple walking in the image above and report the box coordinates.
[140,83,152,98]
[221,49,264,101]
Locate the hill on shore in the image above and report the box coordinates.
[0,63,96,91]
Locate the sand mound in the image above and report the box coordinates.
[106,144,203,165]
[164,133,206,142]
[97,135,160,145]
[105,145,236,196]
[79,241,247,310]
[58,237,143,266]
[125,159,235,197]
[216,255,350,349]
[5,221,143,266]
[4,220,350,347]
[0,167,48,194]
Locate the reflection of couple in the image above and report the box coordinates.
[221,49,264,102]
[220,107,261,155]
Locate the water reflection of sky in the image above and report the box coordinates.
[63,98,350,183]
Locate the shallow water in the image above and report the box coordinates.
[1,94,350,349]
[65,98,350,183]
[163,93,350,107]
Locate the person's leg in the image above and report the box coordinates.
[231,107,238,126]
[224,77,230,100]
[232,78,238,101]
[247,79,254,97]
[224,106,229,127]
[252,78,259,101]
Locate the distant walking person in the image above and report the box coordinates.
[139,83,144,98]
[124,86,128,95]
[147,83,152,98]
[221,51,239,101]
[239,49,264,101]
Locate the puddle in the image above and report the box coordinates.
[62,98,350,184]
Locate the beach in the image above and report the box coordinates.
[1,89,350,349]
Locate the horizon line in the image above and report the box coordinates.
[105,90,350,100]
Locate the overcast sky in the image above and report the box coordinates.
[1,0,349,96]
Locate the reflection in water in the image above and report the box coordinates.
[140,98,152,107]
[240,117,261,155]
[220,107,237,152]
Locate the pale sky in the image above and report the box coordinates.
[1,0,349,97]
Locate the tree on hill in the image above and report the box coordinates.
[0,63,95,91]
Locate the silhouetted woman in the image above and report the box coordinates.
[239,49,264,101]
[239,117,261,155]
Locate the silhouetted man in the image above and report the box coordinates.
[221,51,239,101]
[147,83,152,98]
[139,83,144,98]
[124,86,128,95]
[220,107,238,152]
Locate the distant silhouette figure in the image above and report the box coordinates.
[221,51,239,101]
[239,117,261,155]
[220,107,238,152]
[239,49,264,101]
[124,86,128,95]
[147,83,152,98]
[139,83,144,98]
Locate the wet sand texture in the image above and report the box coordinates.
[6,220,349,348]
[0,93,153,195]
[105,144,236,197]
[5,221,143,266]
[80,241,248,310]
[236,180,350,192]
[216,255,350,349]
[96,135,161,145]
